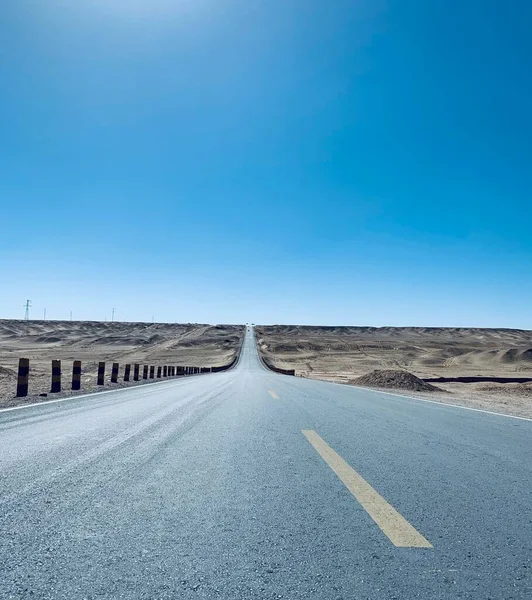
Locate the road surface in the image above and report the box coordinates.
[1,329,531,599]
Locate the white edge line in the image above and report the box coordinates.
[303,378,532,423]
[349,384,532,422]
[0,374,210,415]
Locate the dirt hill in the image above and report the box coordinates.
[352,370,442,392]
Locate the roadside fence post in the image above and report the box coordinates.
[72,360,81,390]
[157,366,162,378]
[111,362,119,383]
[16,358,29,397]
[51,360,61,393]
[124,364,131,382]
[133,364,140,381]
[97,362,105,385]
[149,366,155,379]
[143,365,148,380]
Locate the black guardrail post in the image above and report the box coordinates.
[124,364,131,382]
[163,366,167,377]
[133,364,139,381]
[143,365,148,379]
[51,360,61,393]
[157,366,162,378]
[111,362,119,383]
[72,360,81,390]
[16,358,29,397]
[98,362,105,385]
[149,365,155,378]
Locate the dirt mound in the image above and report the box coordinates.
[352,370,441,392]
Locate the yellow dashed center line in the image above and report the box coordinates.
[268,390,280,400]
[302,430,432,548]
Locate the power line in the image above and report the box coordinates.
[23,300,31,321]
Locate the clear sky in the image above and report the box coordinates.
[1,0,531,327]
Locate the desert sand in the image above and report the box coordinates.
[255,325,532,418]
[0,320,244,408]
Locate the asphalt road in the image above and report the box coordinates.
[1,329,531,599]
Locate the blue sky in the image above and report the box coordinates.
[1,0,531,327]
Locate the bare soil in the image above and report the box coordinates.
[0,320,244,409]
[255,325,532,418]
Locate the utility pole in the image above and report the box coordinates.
[111,308,115,322]
[43,308,46,321]
[23,300,31,321]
